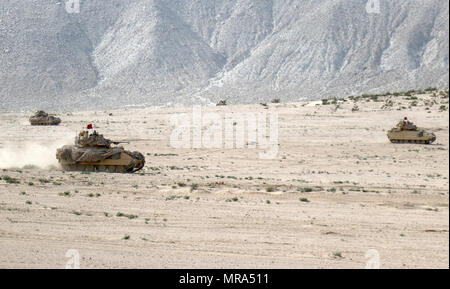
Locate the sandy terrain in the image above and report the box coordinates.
[0,90,448,268]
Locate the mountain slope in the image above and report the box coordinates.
[0,0,448,111]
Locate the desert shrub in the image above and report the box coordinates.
[1,175,20,184]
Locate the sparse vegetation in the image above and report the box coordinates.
[86,193,101,198]
[190,183,199,192]
[58,191,71,197]
[1,175,20,184]
[116,212,138,219]
[154,153,179,157]
[226,197,239,202]
[333,252,343,258]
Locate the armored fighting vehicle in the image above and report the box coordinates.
[56,130,145,173]
[387,118,436,144]
[29,111,61,125]
[216,100,227,106]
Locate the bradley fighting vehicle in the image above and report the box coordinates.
[56,129,145,173]
[216,100,227,106]
[387,118,436,144]
[29,110,61,125]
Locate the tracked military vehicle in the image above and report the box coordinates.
[29,111,61,125]
[387,118,436,144]
[56,130,145,173]
[216,100,227,106]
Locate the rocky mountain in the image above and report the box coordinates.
[0,0,448,111]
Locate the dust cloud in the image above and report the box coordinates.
[0,135,75,169]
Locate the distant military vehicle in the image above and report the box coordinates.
[387,118,436,144]
[29,110,61,125]
[216,100,227,106]
[56,129,145,173]
[271,98,281,104]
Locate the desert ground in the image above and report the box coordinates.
[0,90,448,268]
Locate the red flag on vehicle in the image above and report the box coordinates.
[87,124,93,129]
